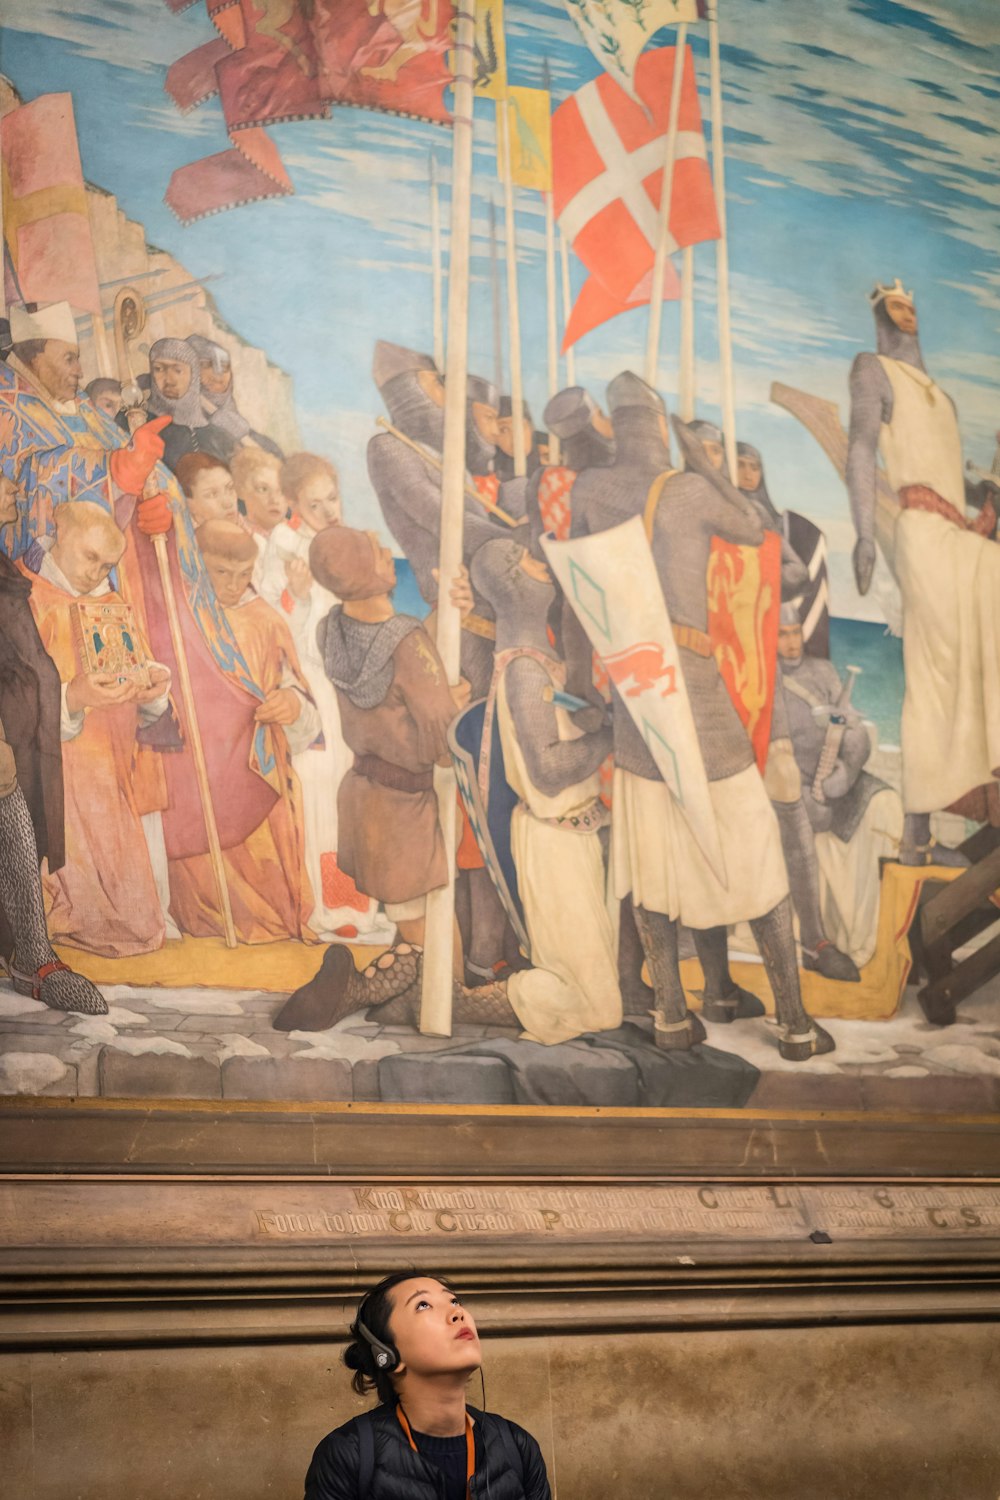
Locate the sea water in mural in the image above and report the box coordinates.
[0,0,998,1110]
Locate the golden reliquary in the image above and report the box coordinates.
[71,599,151,689]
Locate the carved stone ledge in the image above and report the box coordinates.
[2,1097,999,1177]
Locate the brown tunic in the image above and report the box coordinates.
[335,624,457,905]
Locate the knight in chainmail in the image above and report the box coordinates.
[146,338,236,473]
[523,385,616,558]
[186,334,283,459]
[778,606,903,967]
[736,433,860,982]
[470,537,621,1043]
[673,422,860,983]
[0,484,106,1013]
[273,524,519,1033]
[572,374,834,1061]
[736,441,808,598]
[367,343,520,698]
[738,439,832,657]
[559,378,746,1029]
[495,395,542,481]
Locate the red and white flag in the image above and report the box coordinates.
[563,260,682,351]
[553,45,719,306]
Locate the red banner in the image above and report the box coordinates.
[311,0,454,125]
[163,0,454,220]
[1,94,102,316]
[707,530,782,774]
[215,0,329,131]
[166,127,295,224]
[165,0,332,223]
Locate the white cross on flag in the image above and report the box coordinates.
[563,0,704,100]
[552,45,720,307]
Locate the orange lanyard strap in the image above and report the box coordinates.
[396,1405,476,1495]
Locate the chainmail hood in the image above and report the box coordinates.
[471,537,555,655]
[610,405,671,470]
[737,441,781,526]
[678,417,729,479]
[873,302,926,372]
[186,335,251,442]
[317,607,421,710]
[147,339,206,428]
[544,386,615,469]
[605,372,670,469]
[380,371,445,452]
[466,372,498,475]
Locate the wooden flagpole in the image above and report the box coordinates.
[559,225,576,385]
[112,287,237,949]
[643,25,688,392]
[544,189,560,464]
[498,86,527,477]
[679,244,696,420]
[489,197,504,395]
[419,0,477,1037]
[707,0,738,478]
[542,60,560,463]
[85,198,114,378]
[429,153,444,372]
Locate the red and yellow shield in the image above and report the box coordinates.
[707,531,782,772]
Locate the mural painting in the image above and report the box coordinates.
[0,0,998,1115]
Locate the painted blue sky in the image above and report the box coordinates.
[2,0,997,623]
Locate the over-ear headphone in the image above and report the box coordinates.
[356,1315,399,1372]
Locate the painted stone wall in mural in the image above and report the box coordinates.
[0,0,997,1113]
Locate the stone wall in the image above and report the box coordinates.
[4,1277,1000,1498]
[3,1104,1000,1499]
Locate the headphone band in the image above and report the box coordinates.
[356,1314,398,1372]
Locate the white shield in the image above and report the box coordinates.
[543,515,726,885]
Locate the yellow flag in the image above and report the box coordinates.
[469,0,507,100]
[497,87,552,191]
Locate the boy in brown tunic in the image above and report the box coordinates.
[274,525,521,1034]
[317,527,461,932]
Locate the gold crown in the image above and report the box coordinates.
[868,277,915,309]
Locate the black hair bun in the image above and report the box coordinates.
[343,1341,367,1372]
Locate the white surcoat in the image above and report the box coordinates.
[497,663,622,1046]
[875,356,1000,812]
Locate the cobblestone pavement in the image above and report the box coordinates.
[2,963,999,1111]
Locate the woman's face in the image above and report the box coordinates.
[385,1278,481,1380]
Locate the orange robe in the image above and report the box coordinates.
[22,567,166,958]
[168,595,317,944]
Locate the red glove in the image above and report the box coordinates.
[108,415,172,494]
[136,491,173,536]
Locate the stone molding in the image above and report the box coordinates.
[2,1097,1000,1177]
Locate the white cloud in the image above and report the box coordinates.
[128,100,222,139]
[2,0,204,73]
